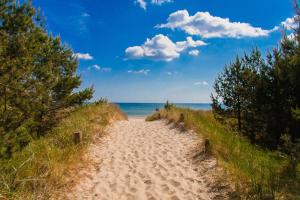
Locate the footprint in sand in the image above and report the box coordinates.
[66,118,232,200]
[170,179,181,188]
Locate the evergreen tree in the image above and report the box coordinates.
[212,57,245,132]
[0,1,93,157]
[212,4,300,148]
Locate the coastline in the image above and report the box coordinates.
[116,102,211,117]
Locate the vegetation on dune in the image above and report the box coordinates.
[0,1,128,199]
[207,2,300,198]
[147,2,300,199]
[0,102,127,199]
[147,107,300,199]
[0,0,299,199]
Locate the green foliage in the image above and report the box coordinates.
[164,100,174,111]
[209,2,300,196]
[95,97,109,105]
[280,134,300,177]
[145,112,161,121]
[212,6,300,148]
[148,107,300,199]
[292,108,300,122]
[212,49,278,145]
[0,1,93,157]
[0,103,126,199]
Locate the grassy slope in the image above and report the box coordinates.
[0,103,126,199]
[147,107,300,199]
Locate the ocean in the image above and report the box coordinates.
[115,103,211,117]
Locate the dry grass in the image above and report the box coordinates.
[0,103,126,199]
[147,107,300,199]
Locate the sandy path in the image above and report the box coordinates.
[67,118,231,200]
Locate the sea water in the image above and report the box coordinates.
[115,103,211,117]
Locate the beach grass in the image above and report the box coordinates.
[0,102,127,199]
[146,107,300,199]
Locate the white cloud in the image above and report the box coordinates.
[135,0,172,10]
[101,67,112,72]
[194,81,208,86]
[157,10,276,38]
[176,36,207,50]
[128,69,150,75]
[75,53,93,60]
[287,33,296,40]
[188,49,199,56]
[82,12,91,17]
[166,71,178,76]
[92,64,101,70]
[279,16,299,41]
[151,0,172,5]
[135,0,147,10]
[281,16,298,30]
[88,65,111,72]
[125,34,207,61]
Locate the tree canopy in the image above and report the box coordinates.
[212,10,300,149]
[0,0,93,157]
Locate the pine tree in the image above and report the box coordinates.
[212,57,245,132]
[212,4,300,148]
[0,1,93,157]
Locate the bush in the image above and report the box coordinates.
[95,97,109,105]
[164,100,174,111]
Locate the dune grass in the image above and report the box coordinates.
[0,103,127,199]
[146,107,300,199]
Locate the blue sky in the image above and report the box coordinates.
[33,0,295,103]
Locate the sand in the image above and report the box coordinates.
[66,118,232,200]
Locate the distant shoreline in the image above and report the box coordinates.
[115,102,212,117]
[113,102,212,104]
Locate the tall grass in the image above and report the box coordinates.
[147,107,300,199]
[0,103,126,199]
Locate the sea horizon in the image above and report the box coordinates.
[113,102,211,104]
[115,102,211,116]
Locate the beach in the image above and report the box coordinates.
[1,1,298,199]
[66,117,232,200]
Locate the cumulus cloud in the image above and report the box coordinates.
[75,53,93,60]
[188,49,199,56]
[194,81,208,86]
[281,16,298,30]
[151,0,172,5]
[91,64,100,70]
[135,0,147,10]
[128,69,150,75]
[157,10,276,38]
[125,34,207,61]
[278,16,299,41]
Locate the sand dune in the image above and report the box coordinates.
[66,118,232,200]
